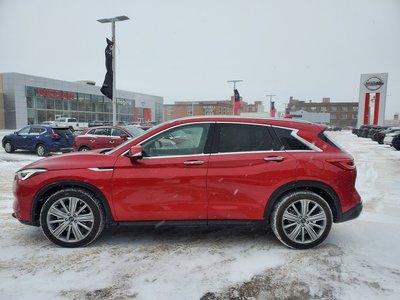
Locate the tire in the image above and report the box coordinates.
[40,188,105,247]
[271,191,333,249]
[4,141,15,153]
[79,146,90,151]
[36,144,47,156]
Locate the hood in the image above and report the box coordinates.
[20,150,118,171]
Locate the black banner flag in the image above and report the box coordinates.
[234,89,240,115]
[100,38,114,99]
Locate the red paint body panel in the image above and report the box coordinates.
[112,154,209,221]
[206,151,296,220]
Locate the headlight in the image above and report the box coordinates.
[16,169,47,181]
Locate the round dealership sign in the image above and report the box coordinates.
[364,76,384,91]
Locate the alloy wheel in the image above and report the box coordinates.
[281,199,327,244]
[46,197,94,243]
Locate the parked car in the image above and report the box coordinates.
[391,134,400,150]
[2,125,73,156]
[383,130,400,146]
[372,127,400,144]
[12,116,362,249]
[73,125,145,151]
[357,125,374,138]
[54,117,80,131]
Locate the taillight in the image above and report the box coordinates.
[326,159,355,171]
[48,133,60,139]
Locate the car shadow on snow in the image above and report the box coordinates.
[96,225,280,248]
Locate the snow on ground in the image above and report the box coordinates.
[0,130,400,299]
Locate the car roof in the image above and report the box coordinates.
[30,124,70,129]
[167,115,327,131]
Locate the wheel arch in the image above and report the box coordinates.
[264,180,341,224]
[31,180,115,226]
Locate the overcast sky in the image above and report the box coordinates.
[1,0,399,117]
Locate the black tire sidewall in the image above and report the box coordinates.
[5,141,14,153]
[272,191,333,249]
[40,189,104,248]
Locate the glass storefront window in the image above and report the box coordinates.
[36,97,46,109]
[63,100,69,110]
[27,97,34,109]
[70,101,77,111]
[47,99,55,110]
[25,86,154,126]
[55,99,63,110]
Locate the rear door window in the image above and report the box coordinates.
[216,123,275,153]
[94,128,111,136]
[29,127,44,135]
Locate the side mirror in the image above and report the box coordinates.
[128,145,143,159]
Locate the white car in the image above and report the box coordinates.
[383,130,400,146]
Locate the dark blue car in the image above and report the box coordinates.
[2,125,74,156]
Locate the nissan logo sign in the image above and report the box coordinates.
[364,76,384,91]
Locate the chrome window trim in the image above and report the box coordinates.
[136,153,209,160]
[120,121,323,157]
[272,125,323,152]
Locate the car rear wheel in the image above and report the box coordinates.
[4,141,15,153]
[40,188,105,247]
[79,146,90,151]
[36,144,47,156]
[271,191,333,249]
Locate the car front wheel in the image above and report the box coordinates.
[271,191,333,249]
[4,141,15,153]
[40,188,105,247]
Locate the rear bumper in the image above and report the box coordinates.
[336,202,363,223]
[12,212,34,226]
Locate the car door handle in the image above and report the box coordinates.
[264,156,285,162]
[184,160,204,165]
[109,141,115,144]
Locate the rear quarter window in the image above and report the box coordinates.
[272,127,311,151]
[318,131,344,150]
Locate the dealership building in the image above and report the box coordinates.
[0,72,163,130]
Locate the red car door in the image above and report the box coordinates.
[111,123,212,221]
[206,123,297,220]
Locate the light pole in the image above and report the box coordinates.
[97,15,129,125]
[227,80,243,115]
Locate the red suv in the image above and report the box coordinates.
[73,125,144,151]
[12,117,362,249]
